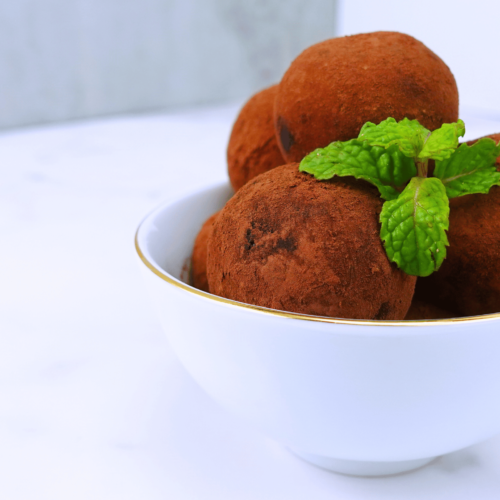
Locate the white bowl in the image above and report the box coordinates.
[136,182,500,477]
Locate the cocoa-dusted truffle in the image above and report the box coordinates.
[207,164,416,319]
[415,133,500,316]
[192,211,219,292]
[404,299,455,320]
[275,32,459,162]
[228,85,285,191]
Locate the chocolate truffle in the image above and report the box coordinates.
[207,164,416,319]
[415,133,500,316]
[275,31,459,162]
[227,85,285,191]
[404,299,455,320]
[192,211,219,292]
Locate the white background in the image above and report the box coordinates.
[0,0,337,129]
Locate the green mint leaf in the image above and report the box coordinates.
[433,138,500,198]
[418,119,465,161]
[380,177,449,277]
[299,139,416,201]
[358,117,430,159]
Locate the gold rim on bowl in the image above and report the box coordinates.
[135,227,500,327]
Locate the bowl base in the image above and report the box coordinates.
[288,448,436,476]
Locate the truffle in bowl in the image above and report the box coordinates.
[136,182,500,476]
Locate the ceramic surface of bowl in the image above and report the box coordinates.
[136,182,500,476]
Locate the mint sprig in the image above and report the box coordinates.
[380,178,449,277]
[419,121,465,161]
[359,117,465,161]
[358,117,430,159]
[299,140,416,201]
[299,117,500,277]
[434,138,500,198]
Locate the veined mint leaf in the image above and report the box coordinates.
[299,139,416,201]
[358,117,430,159]
[418,119,465,161]
[380,177,449,277]
[433,138,500,198]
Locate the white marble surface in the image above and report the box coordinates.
[1,104,500,499]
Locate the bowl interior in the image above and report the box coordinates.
[136,181,500,327]
[138,183,232,282]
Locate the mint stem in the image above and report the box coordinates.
[416,159,428,178]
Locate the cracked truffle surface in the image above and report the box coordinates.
[192,211,219,292]
[207,164,416,319]
[415,134,500,316]
[274,31,459,162]
[227,85,285,191]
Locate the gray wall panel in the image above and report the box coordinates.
[0,0,337,129]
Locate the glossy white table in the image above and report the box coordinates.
[1,104,500,499]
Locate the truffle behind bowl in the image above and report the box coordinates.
[274,31,459,162]
[227,85,285,191]
[192,211,219,292]
[136,182,500,477]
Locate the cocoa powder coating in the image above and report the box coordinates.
[192,211,219,292]
[274,31,459,162]
[207,164,416,319]
[227,85,285,191]
[415,133,500,316]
